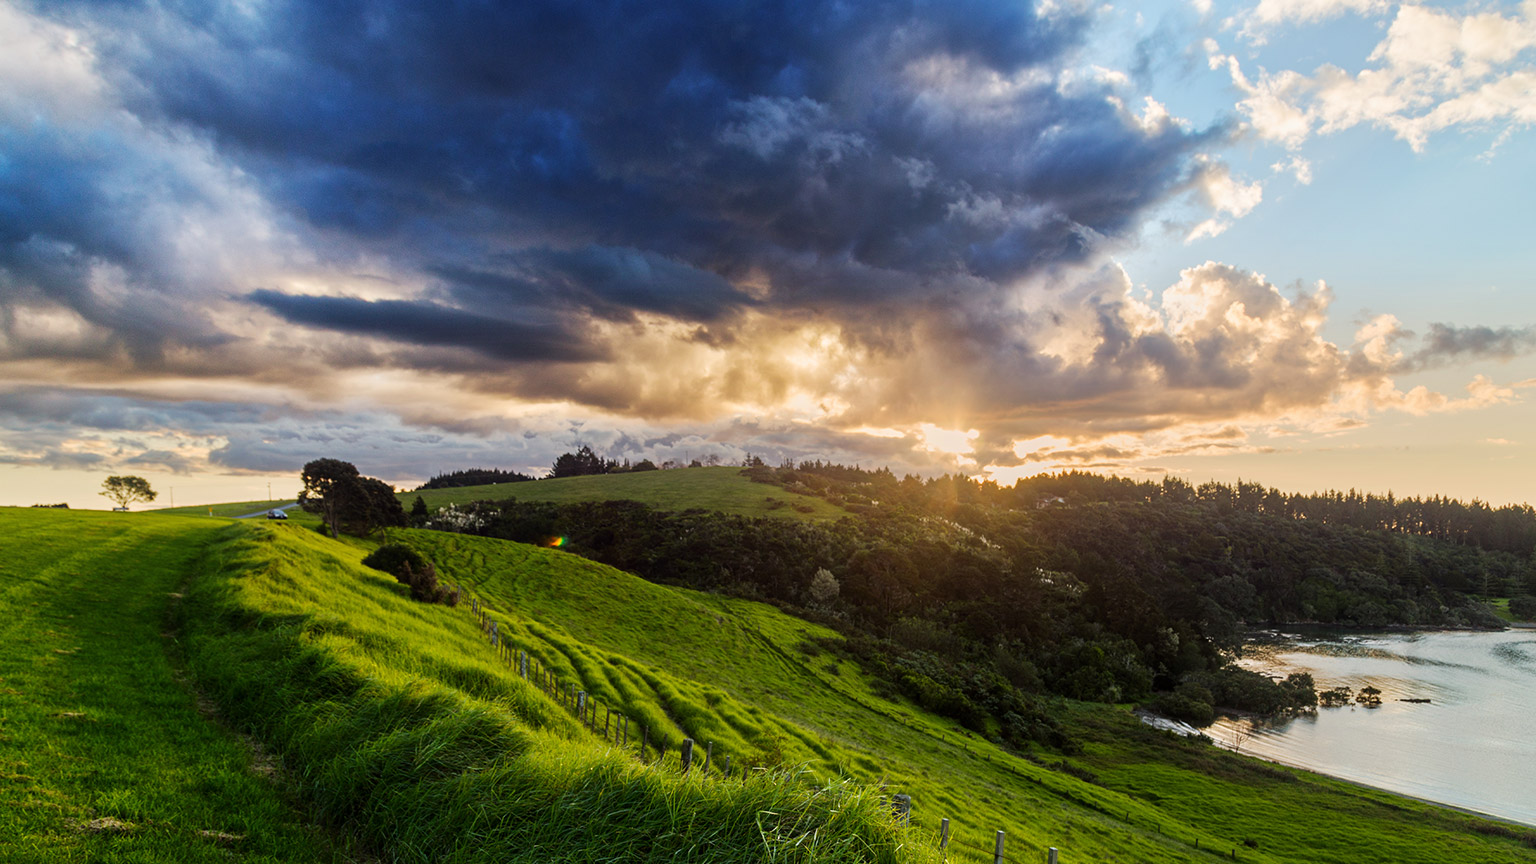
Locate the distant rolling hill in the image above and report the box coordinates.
[402,465,848,521]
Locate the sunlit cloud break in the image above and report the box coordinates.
[0,0,1532,505]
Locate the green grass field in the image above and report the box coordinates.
[0,508,337,863]
[405,466,848,521]
[178,516,928,863]
[4,503,1532,864]
[395,528,1536,864]
[1483,597,1517,623]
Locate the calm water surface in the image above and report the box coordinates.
[1209,628,1536,826]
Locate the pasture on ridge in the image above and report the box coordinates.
[404,465,848,521]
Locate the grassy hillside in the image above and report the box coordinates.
[177,517,926,863]
[406,466,848,521]
[0,508,336,863]
[397,527,1536,864]
[5,505,1531,863]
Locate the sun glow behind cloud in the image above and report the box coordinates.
[0,0,1532,508]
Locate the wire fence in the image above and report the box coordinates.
[462,588,769,780]
[457,586,1254,863]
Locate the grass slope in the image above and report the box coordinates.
[177,518,928,863]
[397,528,1536,864]
[7,502,1529,864]
[406,466,847,521]
[0,508,335,863]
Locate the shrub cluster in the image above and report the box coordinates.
[362,544,457,605]
[1147,668,1316,727]
[1510,594,1536,621]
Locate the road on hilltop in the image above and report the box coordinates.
[235,502,300,519]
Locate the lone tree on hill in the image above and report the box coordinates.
[299,458,406,537]
[101,475,157,510]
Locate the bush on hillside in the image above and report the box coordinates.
[362,544,456,605]
[1184,666,1315,716]
[1510,594,1536,621]
[1146,682,1216,727]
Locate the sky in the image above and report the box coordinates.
[1,0,1533,510]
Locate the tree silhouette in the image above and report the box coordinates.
[101,475,157,510]
[549,445,614,478]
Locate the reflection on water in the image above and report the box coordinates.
[1210,628,1536,826]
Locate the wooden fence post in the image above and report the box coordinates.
[993,830,1005,864]
[490,620,498,647]
[577,691,586,721]
[680,738,694,774]
[1048,847,1058,864]
[704,741,712,776]
[892,793,910,825]
[939,818,949,851]
[604,707,611,739]
[519,650,527,678]
[722,755,731,779]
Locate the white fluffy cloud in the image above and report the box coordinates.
[1217,3,1536,151]
[1243,0,1390,39]
[1185,157,1265,241]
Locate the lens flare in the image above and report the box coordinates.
[545,536,567,548]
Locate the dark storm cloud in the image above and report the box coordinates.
[247,290,608,363]
[122,449,198,474]
[434,245,755,324]
[0,448,107,470]
[0,389,278,433]
[23,0,1212,338]
[0,83,239,363]
[1400,324,1536,371]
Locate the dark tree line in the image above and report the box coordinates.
[419,486,1509,742]
[416,468,534,490]
[549,446,658,478]
[748,463,1536,559]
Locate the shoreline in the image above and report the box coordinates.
[1207,731,1536,831]
[1211,626,1536,832]
[1140,705,1536,830]
[1246,621,1508,637]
